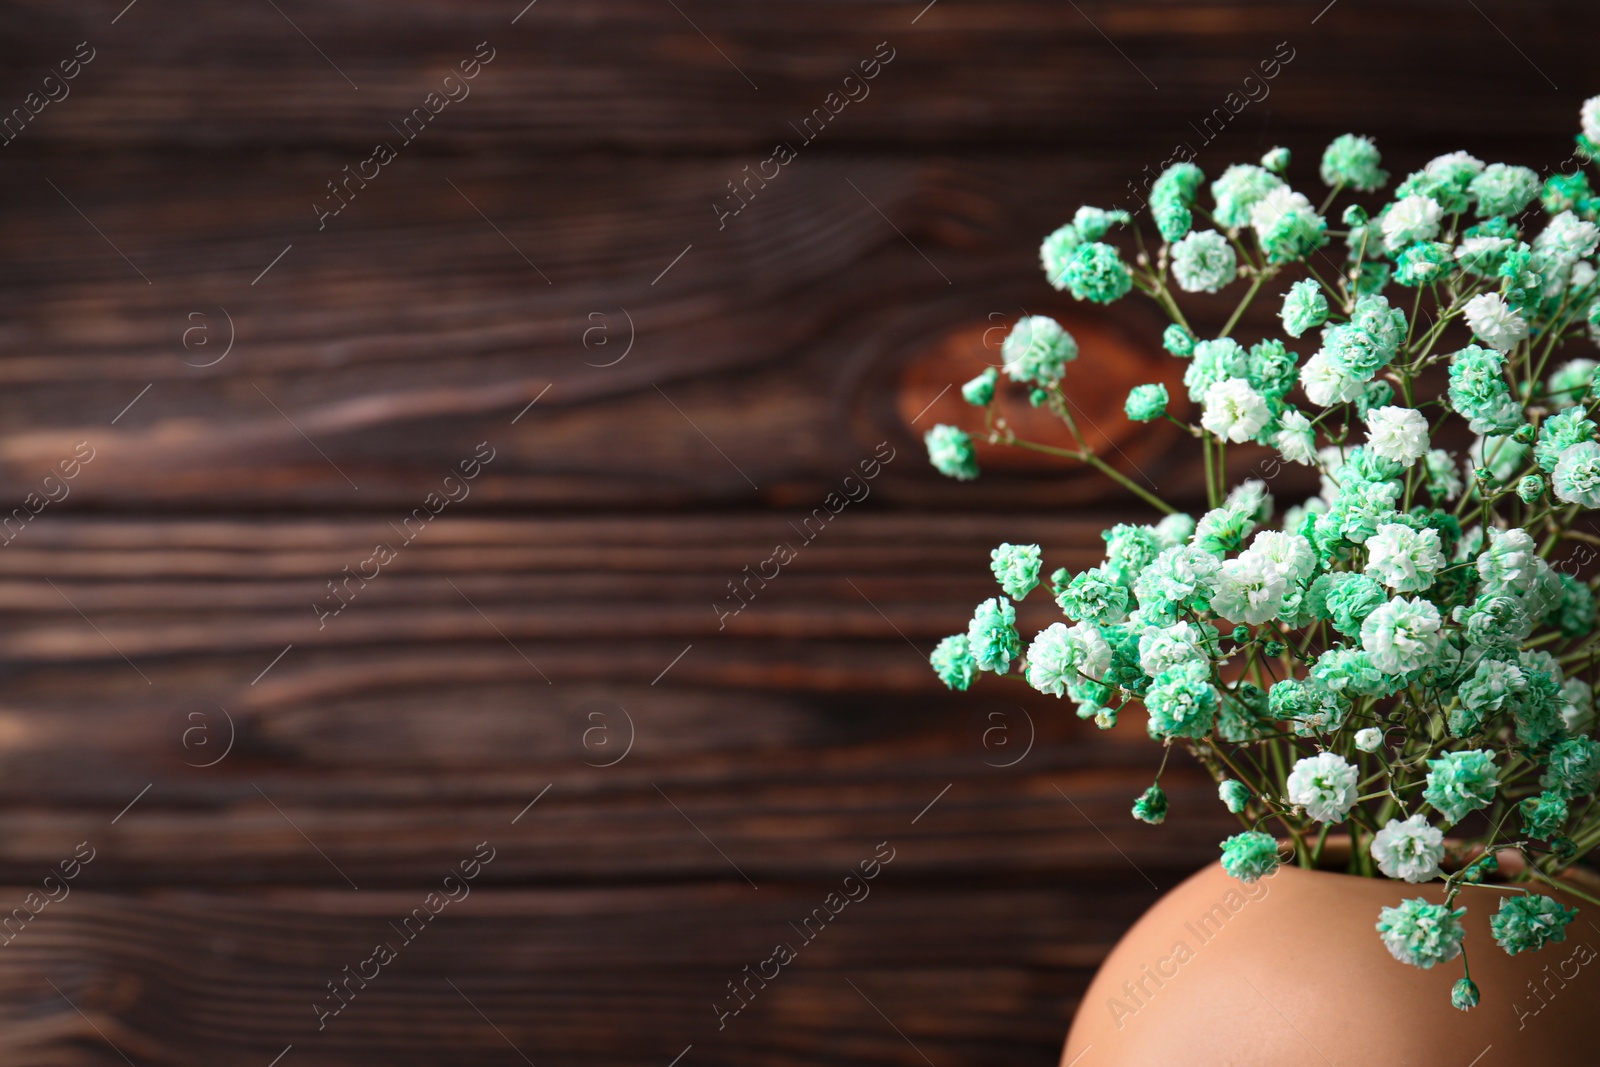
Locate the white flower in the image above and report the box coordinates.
[1138,620,1209,676]
[1025,622,1109,696]
[1364,405,1430,467]
[1564,678,1595,735]
[1275,409,1317,466]
[1477,526,1539,593]
[1360,595,1443,674]
[1209,553,1289,625]
[1535,211,1600,265]
[1286,752,1359,823]
[1170,229,1238,293]
[1300,350,1363,407]
[1071,621,1112,680]
[1354,727,1384,752]
[1365,523,1445,593]
[1583,95,1600,145]
[1247,529,1317,584]
[1554,440,1600,507]
[1154,513,1196,549]
[1425,151,1484,180]
[1463,292,1529,353]
[1370,814,1445,883]
[1382,194,1444,252]
[1201,378,1269,443]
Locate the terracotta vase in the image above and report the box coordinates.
[1062,847,1600,1065]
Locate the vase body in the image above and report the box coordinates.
[1063,858,1600,1065]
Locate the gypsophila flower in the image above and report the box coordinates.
[1025,623,1080,697]
[1252,186,1328,263]
[1583,95,1600,145]
[1543,736,1600,797]
[1171,229,1237,293]
[1554,441,1600,507]
[1138,619,1211,676]
[1286,752,1359,823]
[1212,164,1284,229]
[1063,242,1133,304]
[1548,358,1597,407]
[1364,406,1430,467]
[1219,831,1280,883]
[1520,791,1568,840]
[1355,727,1384,752]
[990,543,1042,600]
[1491,894,1576,956]
[1377,898,1466,969]
[1261,146,1290,174]
[925,425,978,481]
[1361,595,1443,674]
[1218,778,1252,814]
[1145,660,1218,740]
[1424,749,1499,823]
[966,597,1021,674]
[1132,784,1168,824]
[1463,292,1529,353]
[1382,195,1445,253]
[1039,224,1082,290]
[1423,449,1465,502]
[1001,315,1078,386]
[1470,163,1541,217]
[1209,551,1289,625]
[930,635,977,691]
[1536,407,1596,471]
[1517,474,1545,503]
[1366,523,1445,593]
[962,367,997,406]
[1280,278,1329,338]
[1154,195,1192,243]
[1073,206,1130,241]
[1185,338,1250,402]
[1056,565,1131,625]
[1162,323,1195,357]
[1201,378,1270,444]
[1448,345,1521,435]
[1371,814,1445,883]
[1125,383,1169,422]
[1394,241,1453,286]
[1275,409,1318,465]
[1452,978,1480,1012]
[1320,134,1388,192]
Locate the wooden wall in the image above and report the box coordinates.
[0,1,1592,1063]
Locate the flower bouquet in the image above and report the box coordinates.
[925,97,1600,1010]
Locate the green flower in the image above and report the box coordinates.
[1261,146,1291,174]
[1171,229,1237,293]
[1452,978,1480,1012]
[966,596,1021,673]
[1517,474,1545,503]
[1074,205,1131,241]
[1542,736,1600,796]
[1252,187,1328,263]
[1163,324,1196,357]
[925,424,979,481]
[1025,621,1108,698]
[1548,573,1597,638]
[1490,894,1576,956]
[1132,784,1168,824]
[1219,830,1280,883]
[930,634,977,690]
[1280,279,1329,338]
[1470,163,1541,217]
[1423,749,1499,823]
[1001,315,1078,386]
[1396,152,1482,214]
[1153,192,1193,242]
[1547,358,1597,408]
[1320,133,1388,192]
[961,366,997,406]
[1055,564,1131,625]
[1448,345,1522,435]
[1247,339,1299,401]
[1318,572,1388,637]
[1183,337,1249,402]
[1218,778,1252,814]
[1544,170,1593,215]
[1153,161,1205,204]
[1376,898,1466,968]
[1125,383,1169,422]
[1039,224,1082,290]
[1144,659,1218,740]
[1394,241,1453,286]
[1554,441,1600,507]
[1212,164,1284,230]
[1520,791,1569,840]
[1063,242,1133,304]
[990,542,1042,599]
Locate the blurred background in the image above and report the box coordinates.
[0,0,1591,1063]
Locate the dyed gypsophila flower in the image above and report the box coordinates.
[1364,406,1430,467]
[1131,784,1168,824]
[1072,206,1130,241]
[1448,345,1521,435]
[1251,186,1327,263]
[1424,748,1499,823]
[1423,449,1464,502]
[1154,512,1196,549]
[1001,315,1078,385]
[1520,791,1568,840]
[961,367,997,406]
[1144,660,1218,740]
[1317,572,1389,637]
[1462,292,1529,353]
[1320,133,1388,192]
[966,597,1022,673]
[1553,441,1600,507]
[1025,622,1109,697]
[1455,593,1532,652]
[925,424,978,480]
[1476,527,1538,595]
[1124,383,1169,423]
[1543,736,1600,797]
[1274,409,1317,465]
[1209,552,1289,626]
[1547,358,1597,407]
[1381,194,1445,252]
[1452,979,1480,1012]
[1055,564,1131,625]
[1365,523,1445,593]
[990,542,1042,599]
[1583,95,1600,146]
[1517,474,1545,503]
[930,634,977,691]
[1562,678,1595,735]
[1212,164,1284,230]
[1535,406,1596,471]
[1218,778,1252,814]
[1153,195,1193,243]
[1171,229,1237,292]
[1062,242,1133,304]
[1184,338,1250,402]
[1377,898,1466,969]
[1133,546,1219,624]
[1219,830,1280,883]
[1280,278,1329,339]
[1201,378,1270,444]
[1394,240,1453,286]
[1039,224,1082,290]
[1354,727,1383,752]
[1286,752,1359,823]
[1261,146,1290,174]
[1137,619,1212,676]
[1470,163,1541,217]
[1490,894,1576,956]
[1361,595,1443,675]
[1370,814,1445,883]
[1162,323,1195,357]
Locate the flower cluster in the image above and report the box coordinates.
[924,99,1600,1009]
